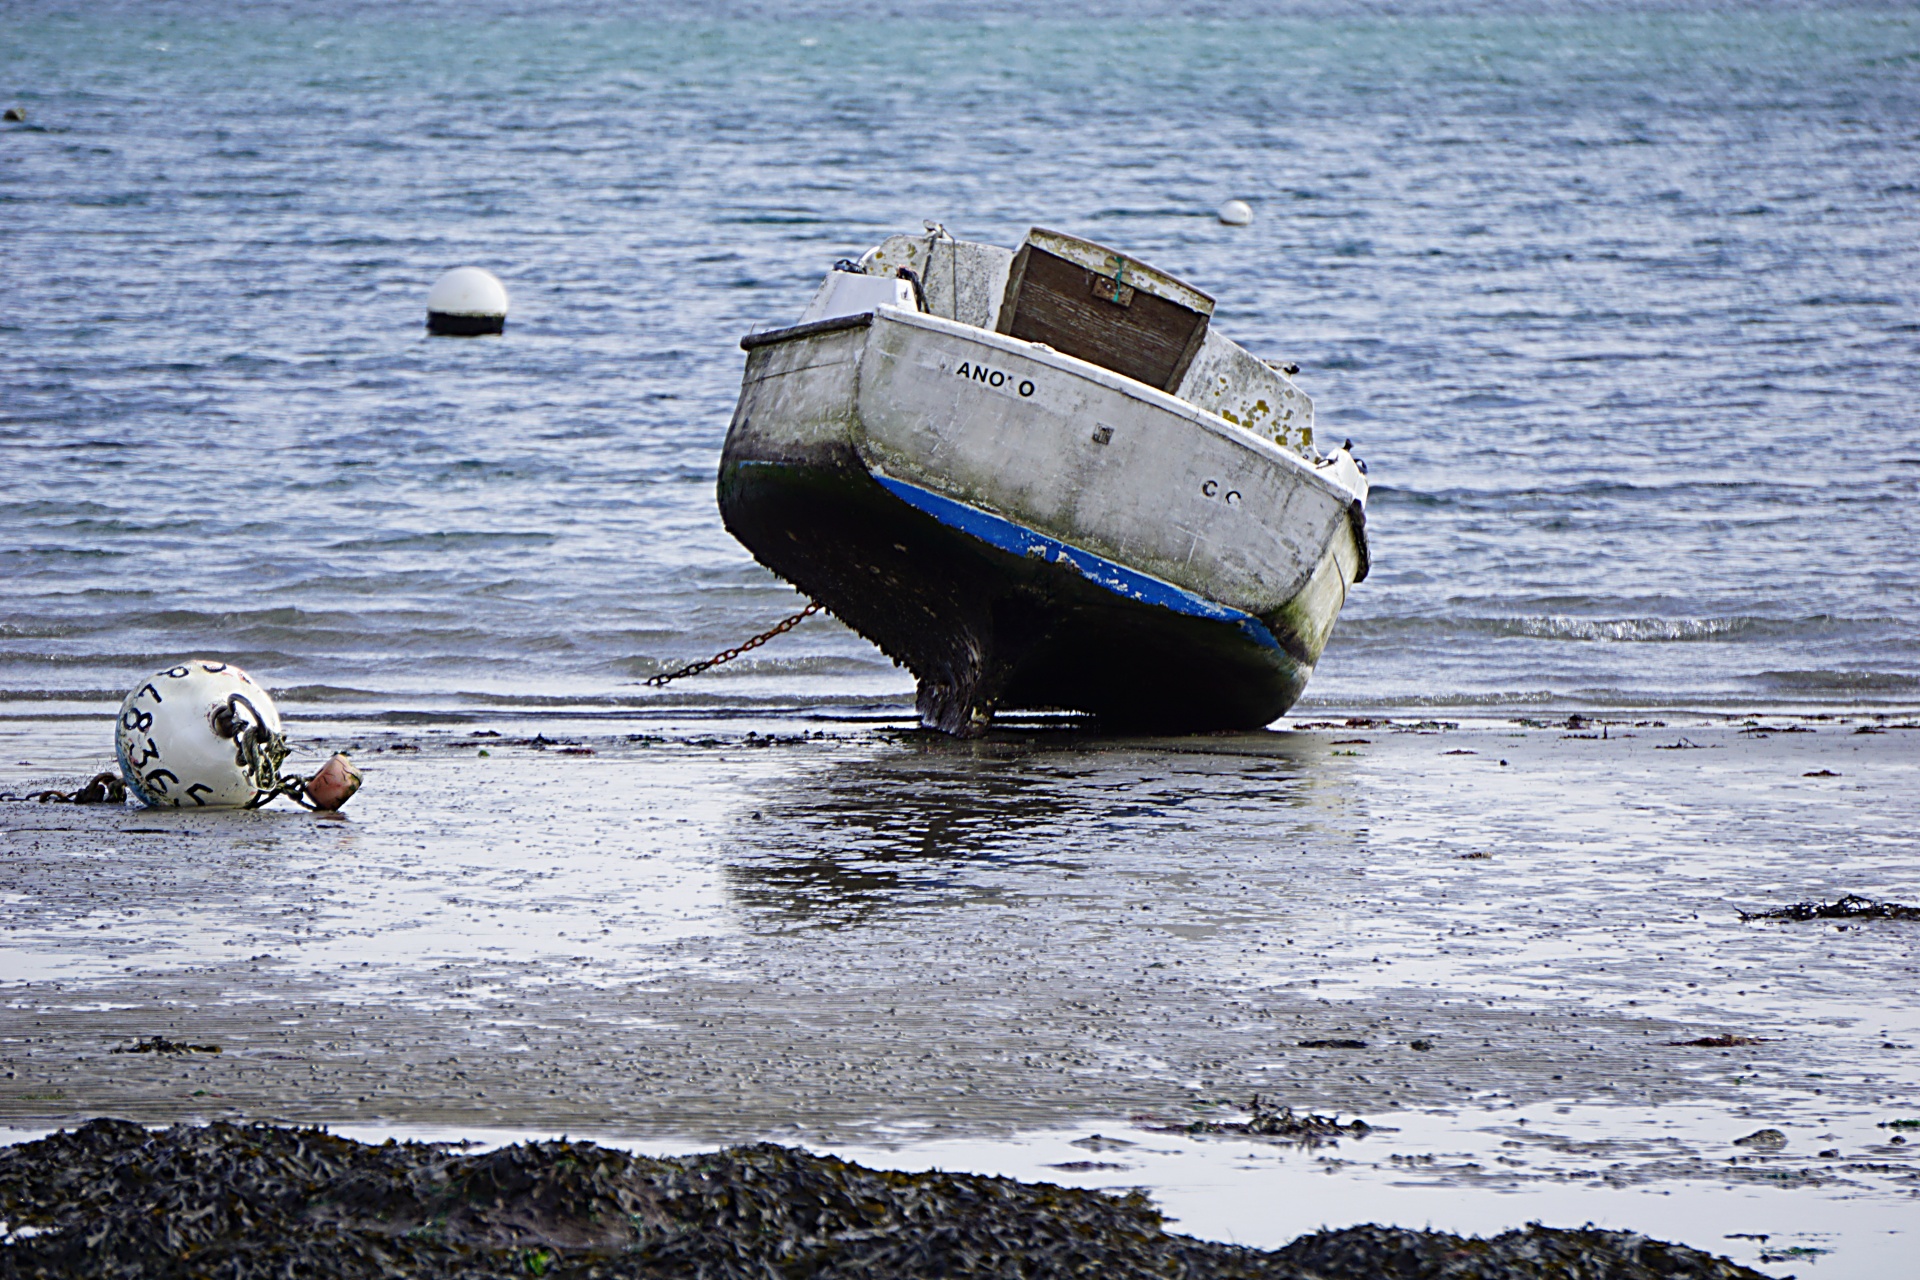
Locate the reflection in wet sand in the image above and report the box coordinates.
[721,731,1326,929]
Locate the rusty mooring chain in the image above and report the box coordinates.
[0,772,126,804]
[645,602,823,687]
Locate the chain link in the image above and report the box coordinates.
[0,772,126,804]
[214,693,309,808]
[645,602,822,687]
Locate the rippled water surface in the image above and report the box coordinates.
[3,0,1917,713]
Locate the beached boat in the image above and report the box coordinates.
[719,226,1370,736]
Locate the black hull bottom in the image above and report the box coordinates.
[717,451,1309,736]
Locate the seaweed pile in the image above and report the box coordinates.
[107,1037,221,1057]
[1739,894,1920,922]
[0,1119,1769,1279]
[1149,1096,1374,1147]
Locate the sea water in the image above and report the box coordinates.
[2,0,1917,715]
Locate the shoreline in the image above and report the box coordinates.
[5,694,1920,721]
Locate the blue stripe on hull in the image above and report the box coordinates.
[871,472,1281,652]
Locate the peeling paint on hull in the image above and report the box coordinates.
[720,306,1366,736]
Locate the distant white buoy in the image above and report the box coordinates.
[1217,199,1254,227]
[115,661,288,809]
[426,266,509,336]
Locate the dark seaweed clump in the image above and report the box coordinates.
[108,1037,221,1056]
[1739,894,1920,922]
[1151,1096,1373,1146]
[0,1119,1768,1279]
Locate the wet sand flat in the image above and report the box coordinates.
[2,710,1917,1273]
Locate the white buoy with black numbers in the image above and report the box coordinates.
[114,661,361,810]
[426,266,509,336]
[1217,199,1253,227]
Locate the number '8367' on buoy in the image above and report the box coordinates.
[115,662,290,808]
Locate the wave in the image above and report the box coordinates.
[325,530,562,552]
[1367,476,1850,507]
[1512,615,1748,642]
[1443,392,1532,409]
[1754,669,1920,694]
[1336,613,1890,644]
[1297,682,1920,711]
[7,683,1913,724]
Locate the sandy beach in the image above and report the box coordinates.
[4,707,1916,1274]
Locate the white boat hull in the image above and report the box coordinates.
[721,306,1368,734]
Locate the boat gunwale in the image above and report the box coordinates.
[743,306,1365,515]
[740,311,875,351]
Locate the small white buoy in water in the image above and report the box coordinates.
[426,266,509,336]
[1217,199,1253,226]
[113,661,359,810]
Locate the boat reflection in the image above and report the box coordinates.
[721,729,1331,930]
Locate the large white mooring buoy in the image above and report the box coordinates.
[426,266,509,336]
[114,661,360,810]
[1217,199,1254,227]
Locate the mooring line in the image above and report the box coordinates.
[645,602,823,687]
